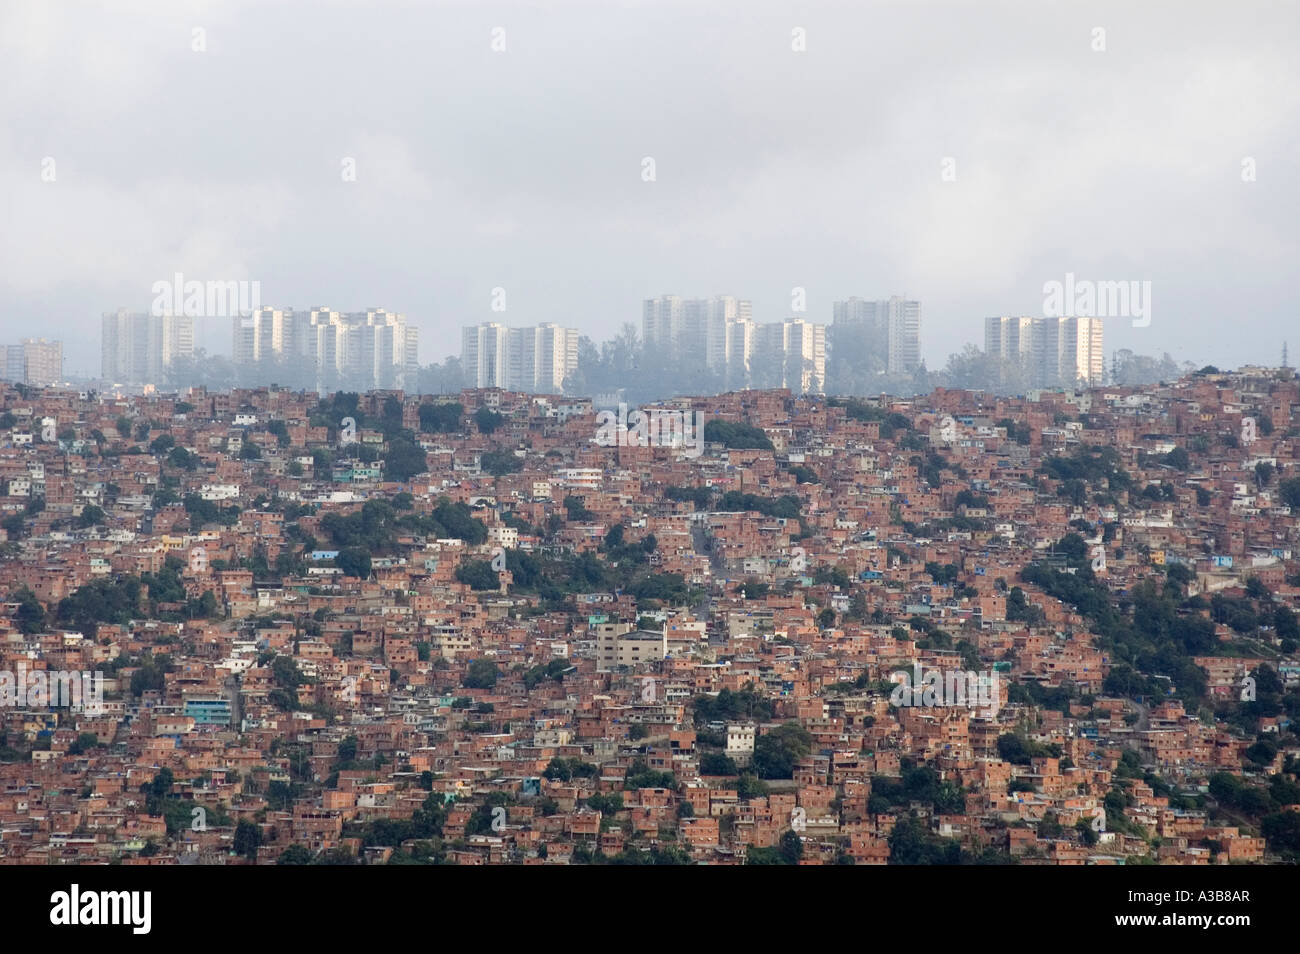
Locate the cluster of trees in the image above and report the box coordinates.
[1280,478,1300,510]
[887,815,967,864]
[715,491,802,520]
[140,556,221,620]
[165,352,469,400]
[750,723,813,779]
[320,498,486,552]
[462,659,499,689]
[996,732,1063,765]
[141,768,233,839]
[828,400,913,438]
[692,687,774,725]
[457,540,686,610]
[664,485,716,510]
[10,588,46,633]
[1209,768,1300,859]
[418,402,463,433]
[522,658,571,689]
[304,393,430,483]
[1210,582,1299,651]
[1111,349,1194,387]
[542,757,600,782]
[268,656,312,711]
[1042,446,1133,496]
[940,345,1194,397]
[1021,563,1211,704]
[869,762,966,815]
[624,757,677,790]
[702,420,773,450]
[55,576,144,635]
[480,449,522,476]
[580,844,694,865]
[342,790,450,857]
[183,494,240,532]
[745,830,809,865]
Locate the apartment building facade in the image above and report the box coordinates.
[752,318,827,394]
[101,310,195,386]
[462,321,579,392]
[986,315,1104,389]
[0,338,63,386]
[831,296,922,376]
[643,296,830,392]
[234,307,420,390]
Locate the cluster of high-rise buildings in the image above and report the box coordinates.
[96,297,1108,396]
[639,294,922,393]
[460,307,834,397]
[232,307,420,391]
[749,318,827,393]
[985,315,1105,389]
[642,295,755,379]
[101,310,195,387]
[461,322,580,393]
[832,297,923,375]
[0,338,63,387]
[101,307,418,391]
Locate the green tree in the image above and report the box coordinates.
[779,829,804,865]
[751,723,813,779]
[1262,811,1300,857]
[464,658,499,689]
[1076,819,1099,846]
[474,406,505,434]
[67,732,100,755]
[336,547,372,579]
[481,449,522,476]
[419,402,463,433]
[888,814,962,864]
[277,844,313,865]
[234,819,262,860]
[384,437,428,482]
[11,588,46,634]
[1279,477,1300,509]
[700,752,739,776]
[1,513,24,540]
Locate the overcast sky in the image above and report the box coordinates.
[2,0,1297,377]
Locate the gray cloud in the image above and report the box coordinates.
[2,0,1297,375]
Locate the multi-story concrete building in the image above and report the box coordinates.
[594,620,667,672]
[507,323,580,393]
[0,346,22,384]
[643,296,753,374]
[642,296,685,356]
[233,307,297,366]
[985,316,1037,366]
[0,339,63,387]
[753,319,827,393]
[985,315,1104,389]
[234,307,419,390]
[463,322,578,392]
[885,297,922,375]
[462,322,510,390]
[985,315,1037,387]
[1054,315,1105,388]
[832,297,922,375]
[703,297,753,386]
[101,310,194,386]
[720,314,755,387]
